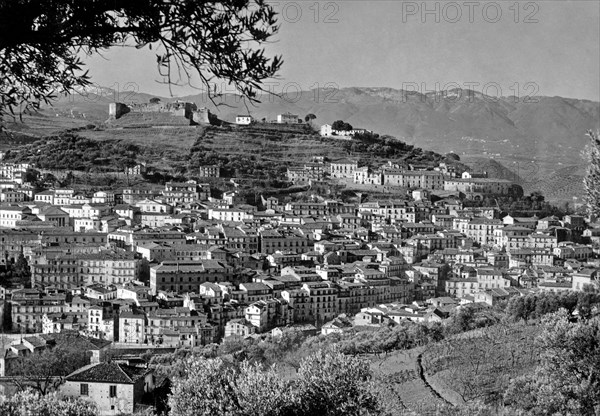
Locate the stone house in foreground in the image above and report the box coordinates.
[62,362,155,416]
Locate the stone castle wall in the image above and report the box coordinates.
[127,101,196,118]
[108,102,130,119]
[108,102,212,124]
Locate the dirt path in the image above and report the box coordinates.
[370,348,452,414]
[416,352,454,406]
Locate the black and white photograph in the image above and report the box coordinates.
[0,1,599,415]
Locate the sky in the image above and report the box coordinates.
[84,0,600,101]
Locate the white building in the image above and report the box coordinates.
[320,124,333,136]
[0,205,32,227]
[92,191,116,204]
[320,124,371,137]
[62,362,154,416]
[277,112,299,124]
[330,159,359,180]
[236,115,253,125]
[208,208,253,222]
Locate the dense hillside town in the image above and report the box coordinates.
[1,0,598,414]
[1,112,599,414]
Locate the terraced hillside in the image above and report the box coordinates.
[530,165,585,204]
[78,122,347,179]
[187,124,456,181]
[193,125,347,162]
[421,323,541,407]
[460,155,586,204]
[370,348,448,414]
[0,131,41,151]
[78,125,202,173]
[461,157,524,183]
[2,112,94,147]
[5,86,595,202]
[3,115,463,193]
[106,111,193,128]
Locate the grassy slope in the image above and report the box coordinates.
[1,112,92,151]
[80,126,201,150]
[193,125,350,163]
[369,347,447,415]
[420,323,541,406]
[3,112,487,199]
[365,322,541,415]
[78,126,203,172]
[531,165,585,203]
[463,155,586,204]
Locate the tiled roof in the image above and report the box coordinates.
[83,337,113,350]
[240,282,270,292]
[66,362,150,384]
[23,336,47,349]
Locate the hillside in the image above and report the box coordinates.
[421,323,541,406]
[2,133,143,172]
[173,88,598,157]
[105,111,193,128]
[1,113,96,148]
[5,85,597,202]
[187,123,450,175]
[21,86,599,163]
[3,120,466,196]
[458,157,524,184]
[178,87,597,202]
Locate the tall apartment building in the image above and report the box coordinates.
[149,260,231,295]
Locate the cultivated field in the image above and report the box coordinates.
[369,348,448,415]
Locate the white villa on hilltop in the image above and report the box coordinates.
[277,112,299,124]
[236,115,253,125]
[320,124,371,137]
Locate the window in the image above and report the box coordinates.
[109,385,117,397]
[80,383,89,396]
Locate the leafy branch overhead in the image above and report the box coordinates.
[0,0,283,123]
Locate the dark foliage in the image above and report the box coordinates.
[0,1,282,127]
[2,134,139,172]
[331,120,353,131]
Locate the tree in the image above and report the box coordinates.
[445,152,461,161]
[0,391,98,416]
[427,323,540,404]
[505,296,527,322]
[504,310,600,415]
[584,130,600,217]
[168,348,383,416]
[304,113,316,123]
[23,168,39,183]
[0,1,282,127]
[450,306,477,333]
[509,184,524,199]
[435,401,527,416]
[149,97,161,104]
[11,334,93,395]
[332,120,353,131]
[40,172,58,186]
[117,157,138,186]
[168,357,294,416]
[62,171,75,187]
[294,348,381,416]
[13,252,32,288]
